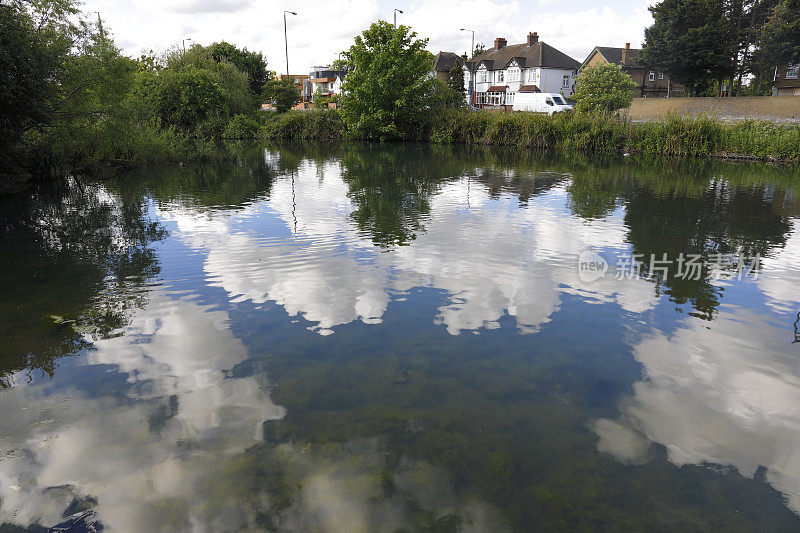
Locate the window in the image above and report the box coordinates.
[545,97,554,106]
[787,64,800,79]
[497,70,504,82]
[649,71,655,82]
[658,72,664,80]
[562,75,570,88]
[478,70,488,83]
[527,69,537,82]
[507,92,515,104]
[508,68,519,82]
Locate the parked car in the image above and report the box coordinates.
[512,92,573,114]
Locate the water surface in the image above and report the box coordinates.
[2,144,800,531]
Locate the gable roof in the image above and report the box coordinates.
[582,46,644,70]
[433,51,463,72]
[466,40,579,72]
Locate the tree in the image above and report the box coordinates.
[264,76,300,113]
[572,63,637,113]
[205,41,269,98]
[473,42,486,57]
[448,61,465,97]
[756,0,800,65]
[340,21,436,140]
[640,0,737,94]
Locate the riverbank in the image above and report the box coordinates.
[258,109,800,163]
[3,108,798,196]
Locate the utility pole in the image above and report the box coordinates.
[284,11,297,78]
[461,28,475,106]
[393,8,403,27]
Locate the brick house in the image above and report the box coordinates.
[772,63,800,96]
[580,43,684,97]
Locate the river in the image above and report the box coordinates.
[1,143,800,531]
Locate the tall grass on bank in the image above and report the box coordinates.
[434,110,800,162]
[258,108,799,162]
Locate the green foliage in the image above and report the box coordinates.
[756,0,800,65]
[640,0,736,94]
[259,109,345,142]
[264,76,301,113]
[205,41,269,97]
[313,88,337,109]
[0,0,272,188]
[340,21,436,140]
[448,61,465,96]
[134,66,229,134]
[223,112,263,139]
[573,63,637,113]
[428,108,800,161]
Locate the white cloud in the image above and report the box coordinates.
[160,151,658,336]
[84,0,653,73]
[596,308,800,513]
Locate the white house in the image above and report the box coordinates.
[463,32,580,107]
[304,66,346,101]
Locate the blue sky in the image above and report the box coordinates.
[82,0,655,72]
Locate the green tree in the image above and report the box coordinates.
[448,61,465,97]
[573,63,637,113]
[339,21,436,140]
[755,0,800,65]
[640,0,737,94]
[264,76,301,113]
[205,41,269,97]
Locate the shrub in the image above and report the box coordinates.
[573,63,637,114]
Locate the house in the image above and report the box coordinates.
[432,51,464,82]
[304,66,346,102]
[773,63,800,96]
[463,32,580,108]
[580,44,683,97]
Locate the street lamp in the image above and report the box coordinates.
[284,10,297,77]
[460,28,475,106]
[393,8,403,27]
[182,37,192,55]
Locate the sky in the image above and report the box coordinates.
[82,0,656,73]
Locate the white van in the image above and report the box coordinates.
[512,92,573,115]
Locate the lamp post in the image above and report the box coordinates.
[284,10,297,77]
[460,28,475,106]
[393,8,403,27]
[182,37,191,55]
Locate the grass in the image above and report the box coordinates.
[254,108,800,163]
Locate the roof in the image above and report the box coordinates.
[465,40,579,72]
[309,78,337,83]
[582,46,644,70]
[518,85,540,93]
[433,51,463,72]
[488,85,507,92]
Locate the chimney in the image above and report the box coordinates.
[494,37,507,51]
[622,43,630,65]
[527,32,539,46]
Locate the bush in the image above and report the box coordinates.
[573,63,637,114]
